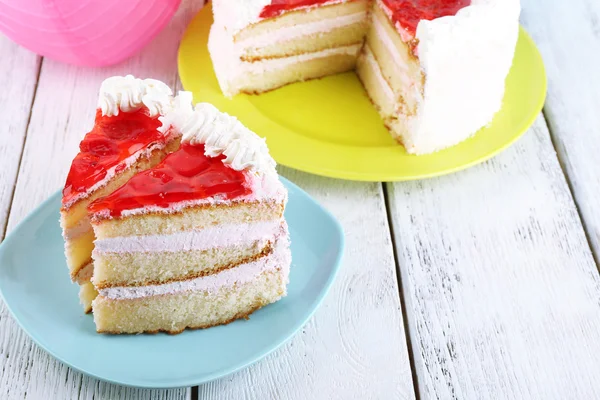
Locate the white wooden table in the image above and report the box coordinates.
[1,1,600,399]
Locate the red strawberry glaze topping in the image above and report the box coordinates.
[88,143,251,219]
[62,108,169,209]
[260,0,337,18]
[381,0,471,41]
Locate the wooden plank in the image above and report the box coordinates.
[198,170,416,400]
[0,35,40,236]
[0,2,201,398]
[0,32,40,400]
[521,0,600,260]
[387,117,600,399]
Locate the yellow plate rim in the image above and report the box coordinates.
[178,6,547,182]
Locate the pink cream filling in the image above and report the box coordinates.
[93,220,285,254]
[98,234,291,300]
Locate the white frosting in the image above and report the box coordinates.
[235,11,367,52]
[159,91,277,175]
[371,0,520,154]
[212,0,347,36]
[94,220,283,254]
[405,0,520,154]
[98,75,173,117]
[208,20,361,97]
[98,235,291,300]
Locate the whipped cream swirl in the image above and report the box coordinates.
[159,91,276,174]
[98,75,173,117]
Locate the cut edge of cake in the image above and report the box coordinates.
[60,75,182,312]
[209,0,369,97]
[92,233,291,334]
[86,93,291,334]
[208,0,521,154]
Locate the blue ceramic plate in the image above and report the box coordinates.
[0,177,344,388]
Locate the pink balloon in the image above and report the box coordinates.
[0,0,182,66]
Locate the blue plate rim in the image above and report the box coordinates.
[0,176,345,389]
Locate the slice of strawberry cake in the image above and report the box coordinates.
[60,75,180,313]
[207,0,520,154]
[87,94,291,334]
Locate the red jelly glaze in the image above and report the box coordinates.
[260,0,333,18]
[382,0,471,39]
[62,108,167,208]
[88,143,251,218]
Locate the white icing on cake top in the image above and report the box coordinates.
[159,91,277,175]
[97,76,278,174]
[406,0,520,153]
[416,0,521,50]
[98,75,173,117]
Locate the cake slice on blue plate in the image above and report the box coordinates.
[87,94,291,334]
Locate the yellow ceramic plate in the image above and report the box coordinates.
[178,5,547,182]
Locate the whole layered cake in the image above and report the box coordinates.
[61,76,291,334]
[208,0,521,154]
